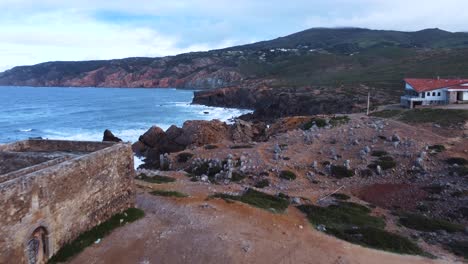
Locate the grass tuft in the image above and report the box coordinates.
[49,208,144,263]
[330,165,355,178]
[138,173,176,184]
[255,179,270,188]
[279,170,297,180]
[212,188,289,213]
[150,190,188,198]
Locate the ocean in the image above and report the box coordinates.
[0,86,252,144]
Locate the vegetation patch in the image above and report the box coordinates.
[444,240,468,259]
[231,171,247,182]
[138,173,176,184]
[212,188,289,213]
[368,155,396,170]
[446,157,468,166]
[371,150,388,157]
[330,165,355,178]
[150,190,188,198]
[398,109,468,127]
[49,208,144,263]
[329,115,350,126]
[255,179,270,188]
[298,202,424,255]
[177,152,194,163]
[331,193,351,200]
[370,110,403,118]
[399,213,464,233]
[279,170,297,180]
[230,144,254,149]
[204,144,218,150]
[427,145,445,154]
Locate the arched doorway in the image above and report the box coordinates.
[26,227,48,264]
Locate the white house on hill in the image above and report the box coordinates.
[401,78,468,108]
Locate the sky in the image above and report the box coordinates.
[1,0,468,72]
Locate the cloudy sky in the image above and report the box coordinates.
[1,0,467,71]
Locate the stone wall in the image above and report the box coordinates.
[0,140,136,263]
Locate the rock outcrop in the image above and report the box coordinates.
[103,129,122,142]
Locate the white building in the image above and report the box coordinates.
[401,78,468,108]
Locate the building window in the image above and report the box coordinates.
[427,92,430,96]
[437,92,441,96]
[432,92,436,96]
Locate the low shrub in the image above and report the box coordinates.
[331,193,351,200]
[231,171,247,182]
[138,173,176,184]
[204,144,218,150]
[450,166,468,176]
[49,208,144,263]
[446,157,468,166]
[330,165,355,178]
[359,169,373,178]
[369,156,396,170]
[371,150,388,157]
[399,213,464,233]
[212,188,289,213]
[279,170,297,180]
[255,179,270,188]
[177,152,194,163]
[150,190,188,198]
[329,115,350,126]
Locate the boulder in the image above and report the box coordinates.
[102,129,122,142]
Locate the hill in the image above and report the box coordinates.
[1,27,468,116]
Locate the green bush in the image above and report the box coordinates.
[255,179,270,188]
[279,170,297,180]
[330,165,355,178]
[399,213,464,233]
[212,188,289,213]
[177,152,194,163]
[49,208,144,263]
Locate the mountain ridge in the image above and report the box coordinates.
[1,27,468,92]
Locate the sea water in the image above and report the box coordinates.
[0,86,252,144]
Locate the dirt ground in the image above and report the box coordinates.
[69,190,455,264]
[68,113,467,264]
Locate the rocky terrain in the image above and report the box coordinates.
[72,108,468,264]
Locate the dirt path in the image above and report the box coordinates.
[68,191,456,264]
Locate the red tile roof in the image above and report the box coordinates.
[405,78,468,92]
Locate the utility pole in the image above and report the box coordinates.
[366,89,370,116]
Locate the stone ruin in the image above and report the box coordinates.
[0,139,136,264]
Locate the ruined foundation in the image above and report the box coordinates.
[0,139,136,263]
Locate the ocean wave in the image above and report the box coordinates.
[15,128,34,132]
